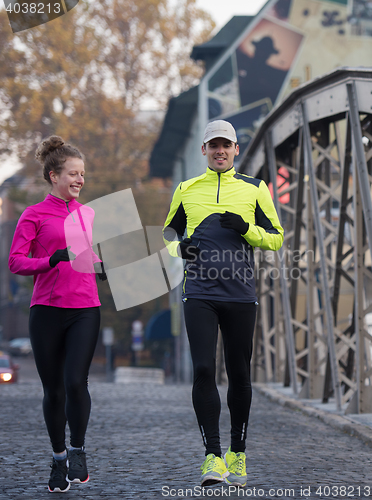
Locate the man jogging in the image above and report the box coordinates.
[163,120,283,487]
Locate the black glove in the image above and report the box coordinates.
[178,238,200,261]
[49,246,76,268]
[219,212,249,234]
[93,261,107,281]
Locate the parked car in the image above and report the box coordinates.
[8,337,33,357]
[0,352,19,383]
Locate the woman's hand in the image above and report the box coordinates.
[49,246,76,268]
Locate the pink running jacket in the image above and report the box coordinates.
[8,194,101,308]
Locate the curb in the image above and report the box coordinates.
[253,383,372,449]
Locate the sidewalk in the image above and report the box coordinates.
[254,382,372,449]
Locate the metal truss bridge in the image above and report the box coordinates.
[239,67,372,414]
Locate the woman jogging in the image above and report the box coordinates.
[8,136,106,493]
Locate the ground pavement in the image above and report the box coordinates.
[0,368,371,499]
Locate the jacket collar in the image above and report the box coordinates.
[46,193,79,208]
[206,166,236,178]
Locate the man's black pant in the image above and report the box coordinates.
[183,298,257,457]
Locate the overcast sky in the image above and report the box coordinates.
[196,0,268,30]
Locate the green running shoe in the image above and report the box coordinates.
[200,453,229,486]
[224,447,247,487]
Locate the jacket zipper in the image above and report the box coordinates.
[66,200,76,222]
[217,173,221,203]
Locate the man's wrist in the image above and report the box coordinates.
[242,222,249,234]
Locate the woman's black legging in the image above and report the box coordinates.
[183,298,257,457]
[29,305,100,453]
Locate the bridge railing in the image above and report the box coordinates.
[240,67,372,414]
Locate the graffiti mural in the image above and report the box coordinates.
[204,0,372,164]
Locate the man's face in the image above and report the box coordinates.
[202,137,239,172]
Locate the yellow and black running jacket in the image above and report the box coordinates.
[163,166,284,303]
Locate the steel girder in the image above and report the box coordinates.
[239,68,372,413]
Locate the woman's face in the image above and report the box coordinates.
[50,157,85,201]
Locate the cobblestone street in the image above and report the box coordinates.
[1,378,371,500]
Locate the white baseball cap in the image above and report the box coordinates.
[203,120,237,144]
